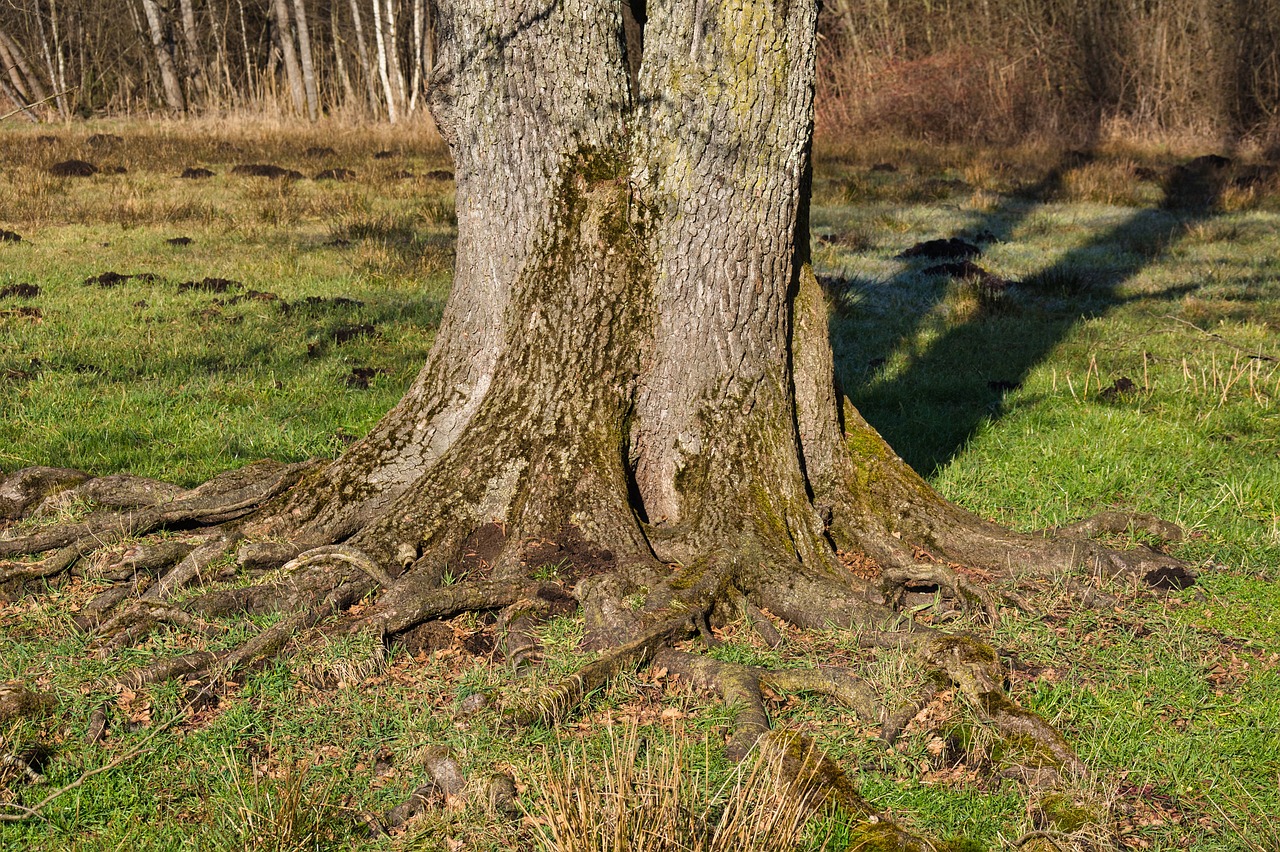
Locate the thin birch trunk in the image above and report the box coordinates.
[0,30,46,103]
[35,2,67,117]
[271,0,306,115]
[237,0,254,103]
[382,0,405,112]
[331,0,356,108]
[0,74,39,121]
[348,0,379,116]
[408,0,422,112]
[141,0,186,112]
[0,37,31,101]
[177,0,207,99]
[291,0,319,120]
[370,0,397,122]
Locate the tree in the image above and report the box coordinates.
[0,0,1188,840]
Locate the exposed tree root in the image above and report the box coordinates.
[0,452,1185,848]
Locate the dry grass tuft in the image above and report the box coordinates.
[527,724,831,852]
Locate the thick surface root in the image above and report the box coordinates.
[0,458,1181,847]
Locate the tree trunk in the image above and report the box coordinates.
[1,0,1189,840]
[290,0,319,120]
[347,0,380,116]
[140,0,185,113]
[331,0,357,109]
[0,29,46,104]
[370,0,397,122]
[176,0,207,100]
[270,0,305,115]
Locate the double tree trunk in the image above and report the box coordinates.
[271,0,307,116]
[271,0,943,638]
[140,0,186,113]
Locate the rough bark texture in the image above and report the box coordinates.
[140,0,186,113]
[1,0,1187,842]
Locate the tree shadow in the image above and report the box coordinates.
[832,151,1243,477]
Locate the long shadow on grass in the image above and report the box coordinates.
[837,155,1236,476]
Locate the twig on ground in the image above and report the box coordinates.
[0,700,192,823]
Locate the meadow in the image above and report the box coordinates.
[1,122,1278,850]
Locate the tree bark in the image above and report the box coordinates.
[270,0,305,115]
[290,0,319,120]
[176,0,207,100]
[0,29,46,104]
[347,0,380,116]
[370,0,397,122]
[140,0,185,113]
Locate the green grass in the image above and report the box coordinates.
[3,123,1280,850]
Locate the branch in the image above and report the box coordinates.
[0,702,188,823]
[0,87,74,122]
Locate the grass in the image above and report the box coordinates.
[3,121,1279,850]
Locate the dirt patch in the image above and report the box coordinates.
[870,162,898,172]
[1098,377,1138,402]
[424,169,455,181]
[279,295,364,314]
[86,133,123,146]
[304,146,337,158]
[345,366,386,389]
[922,260,1009,292]
[0,229,22,243]
[178,277,242,293]
[180,167,216,179]
[1144,565,1195,590]
[34,134,58,145]
[0,283,40,299]
[217,289,280,306]
[332,324,375,345]
[83,271,161,288]
[395,621,456,656]
[389,170,415,180]
[231,163,304,180]
[0,307,42,320]
[522,525,616,584]
[898,237,981,260]
[166,236,193,246]
[373,150,396,160]
[459,523,508,574]
[49,159,98,177]
[315,168,356,181]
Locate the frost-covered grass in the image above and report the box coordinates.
[2,124,1278,850]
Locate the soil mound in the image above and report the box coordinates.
[180,167,215,179]
[897,237,981,260]
[0,284,40,299]
[315,168,356,181]
[49,159,98,177]
[178,277,242,293]
[231,163,304,180]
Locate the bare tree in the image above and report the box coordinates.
[270,0,305,115]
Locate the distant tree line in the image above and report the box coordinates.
[0,0,432,122]
[817,0,1280,146]
[2,0,1279,145]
